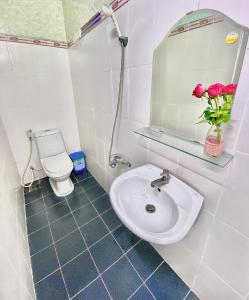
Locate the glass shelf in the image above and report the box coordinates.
[134,127,233,168]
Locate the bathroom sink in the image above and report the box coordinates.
[109,164,203,245]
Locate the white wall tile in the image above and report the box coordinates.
[203,220,249,296]
[152,241,200,287]
[0,116,35,299]
[193,264,244,300]
[128,65,152,125]
[176,166,223,214]
[126,0,156,67]
[217,152,249,238]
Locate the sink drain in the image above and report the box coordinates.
[145,204,156,213]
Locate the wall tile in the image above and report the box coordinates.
[176,166,223,214]
[237,99,249,154]
[128,65,152,125]
[152,241,200,287]
[193,264,244,300]
[203,220,249,296]
[217,152,249,238]
[127,0,156,67]
[0,115,35,298]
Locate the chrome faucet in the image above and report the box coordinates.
[109,154,131,168]
[151,169,170,190]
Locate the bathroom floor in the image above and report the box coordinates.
[25,171,199,300]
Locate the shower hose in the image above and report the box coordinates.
[108,42,126,166]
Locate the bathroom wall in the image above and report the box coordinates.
[0,115,36,299]
[0,41,80,183]
[69,0,249,299]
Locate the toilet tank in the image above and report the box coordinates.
[34,129,66,159]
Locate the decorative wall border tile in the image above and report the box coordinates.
[0,34,69,48]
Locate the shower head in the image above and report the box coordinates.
[102,4,122,38]
[102,5,113,17]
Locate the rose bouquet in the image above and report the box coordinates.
[192,82,237,156]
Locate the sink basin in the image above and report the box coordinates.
[109,164,203,245]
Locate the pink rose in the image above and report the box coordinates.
[207,83,224,98]
[222,84,237,95]
[192,84,206,98]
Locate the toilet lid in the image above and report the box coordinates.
[43,152,72,175]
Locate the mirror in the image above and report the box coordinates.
[150,9,248,143]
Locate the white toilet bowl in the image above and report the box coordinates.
[34,129,74,197]
[42,152,74,197]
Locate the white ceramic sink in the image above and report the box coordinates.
[110,164,203,245]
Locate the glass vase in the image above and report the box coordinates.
[204,125,224,157]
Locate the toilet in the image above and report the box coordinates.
[34,129,74,197]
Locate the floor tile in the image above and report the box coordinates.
[25,189,42,204]
[102,256,142,300]
[90,234,123,273]
[113,225,140,252]
[127,240,163,280]
[101,208,122,230]
[29,226,53,255]
[62,251,98,298]
[36,270,68,300]
[55,230,86,265]
[73,203,97,226]
[67,183,84,197]
[85,185,105,201]
[43,193,66,208]
[51,213,77,241]
[41,184,54,197]
[27,210,48,234]
[75,170,92,182]
[67,192,89,211]
[146,262,189,300]
[79,176,98,190]
[31,246,59,283]
[70,174,77,184]
[74,278,111,300]
[26,198,45,217]
[47,201,71,223]
[185,291,200,300]
[92,194,111,214]
[130,285,154,300]
[80,217,108,247]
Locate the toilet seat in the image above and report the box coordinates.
[42,152,73,177]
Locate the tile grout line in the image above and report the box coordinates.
[34,267,61,285]
[28,195,112,236]
[182,290,191,300]
[70,238,142,299]
[64,197,114,300]
[127,260,165,300]
[86,193,158,300]
[30,207,115,257]
[41,195,71,300]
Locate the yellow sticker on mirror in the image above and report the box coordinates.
[226,32,239,44]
